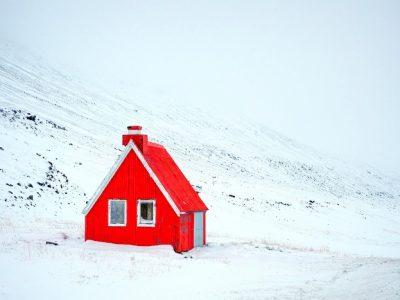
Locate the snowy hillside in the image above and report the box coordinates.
[1,41,400,299]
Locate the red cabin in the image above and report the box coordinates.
[82,125,208,252]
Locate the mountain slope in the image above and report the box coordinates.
[0,41,399,299]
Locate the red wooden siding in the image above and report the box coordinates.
[85,151,179,248]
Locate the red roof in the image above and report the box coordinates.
[144,142,208,212]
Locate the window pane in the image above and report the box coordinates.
[140,202,153,221]
[110,201,125,224]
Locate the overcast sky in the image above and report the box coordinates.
[1,0,399,173]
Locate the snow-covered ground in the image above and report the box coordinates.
[0,41,399,299]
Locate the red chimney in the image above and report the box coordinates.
[122,125,148,153]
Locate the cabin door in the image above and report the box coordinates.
[180,214,190,251]
[194,212,204,247]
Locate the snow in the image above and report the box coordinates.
[1,220,399,299]
[0,40,400,299]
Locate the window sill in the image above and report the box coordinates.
[108,223,127,227]
[137,223,156,227]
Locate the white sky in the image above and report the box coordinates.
[1,0,399,173]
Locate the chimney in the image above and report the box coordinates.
[122,125,148,153]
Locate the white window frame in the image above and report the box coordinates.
[137,199,156,227]
[108,199,127,226]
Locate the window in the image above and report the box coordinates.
[108,199,127,226]
[137,200,156,227]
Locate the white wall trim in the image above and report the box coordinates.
[82,141,181,216]
[108,199,127,226]
[137,199,156,227]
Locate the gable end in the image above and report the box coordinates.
[82,141,181,216]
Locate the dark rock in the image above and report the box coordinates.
[26,115,36,122]
[46,241,58,246]
[46,120,66,130]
